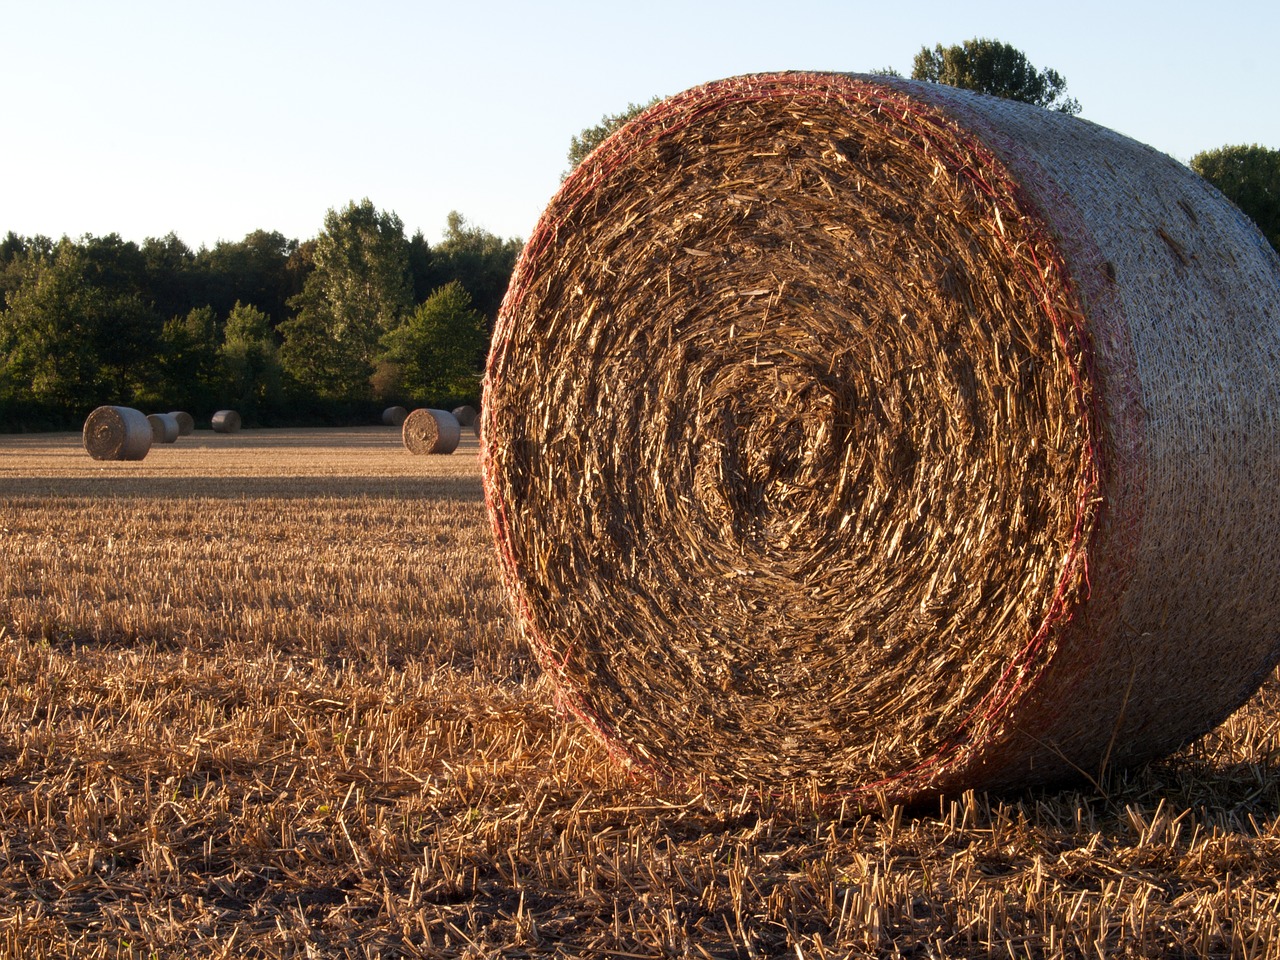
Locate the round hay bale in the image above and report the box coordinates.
[402,408,461,455]
[82,405,152,461]
[382,405,409,426]
[481,72,1280,802]
[452,405,478,428]
[168,411,195,436]
[211,409,241,433]
[147,412,180,444]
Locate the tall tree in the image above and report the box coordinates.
[1191,144,1280,253]
[142,232,199,324]
[194,229,304,325]
[565,98,660,176]
[420,212,522,323]
[0,239,110,408]
[912,38,1081,115]
[144,305,222,414]
[221,301,282,420]
[379,281,486,403]
[278,199,412,401]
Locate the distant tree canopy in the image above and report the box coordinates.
[1191,144,1280,254]
[912,38,1081,115]
[565,98,661,176]
[0,204,522,430]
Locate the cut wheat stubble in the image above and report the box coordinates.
[481,71,1280,802]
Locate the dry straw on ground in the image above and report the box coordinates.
[146,412,180,444]
[2,429,1279,958]
[403,408,462,455]
[81,405,152,461]
[168,410,195,436]
[482,72,1280,802]
[211,409,242,433]
[382,405,409,426]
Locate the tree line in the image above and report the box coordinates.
[0,201,520,431]
[5,39,1276,433]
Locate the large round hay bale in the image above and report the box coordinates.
[481,73,1280,802]
[452,405,478,428]
[402,408,461,455]
[211,410,241,433]
[168,411,195,436]
[147,412,180,444]
[82,406,152,461]
[382,405,409,426]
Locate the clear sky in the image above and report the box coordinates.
[2,0,1275,250]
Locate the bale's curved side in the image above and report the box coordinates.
[83,406,152,461]
[382,406,409,426]
[402,409,461,455]
[169,411,195,436]
[452,405,478,428]
[147,413,180,444]
[481,72,1280,801]
[211,410,242,433]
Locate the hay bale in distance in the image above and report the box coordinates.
[169,411,195,436]
[451,405,478,428]
[481,72,1280,802]
[147,412,180,444]
[382,405,409,426]
[402,408,461,455]
[82,405,152,461]
[211,410,241,433]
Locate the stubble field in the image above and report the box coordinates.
[1,428,1278,958]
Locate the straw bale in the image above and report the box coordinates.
[82,405,152,461]
[169,411,195,435]
[382,405,409,426]
[481,72,1280,802]
[452,405,478,427]
[147,412,180,444]
[211,410,241,433]
[402,408,461,455]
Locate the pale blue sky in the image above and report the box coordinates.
[2,0,1275,249]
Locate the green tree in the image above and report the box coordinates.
[193,229,304,325]
[0,236,159,409]
[912,38,1081,115]
[141,232,199,324]
[565,97,661,176]
[419,212,522,323]
[221,301,282,420]
[279,199,412,401]
[379,281,486,403]
[140,305,222,414]
[0,239,105,409]
[1191,144,1280,253]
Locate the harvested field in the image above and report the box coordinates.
[1,428,1279,958]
